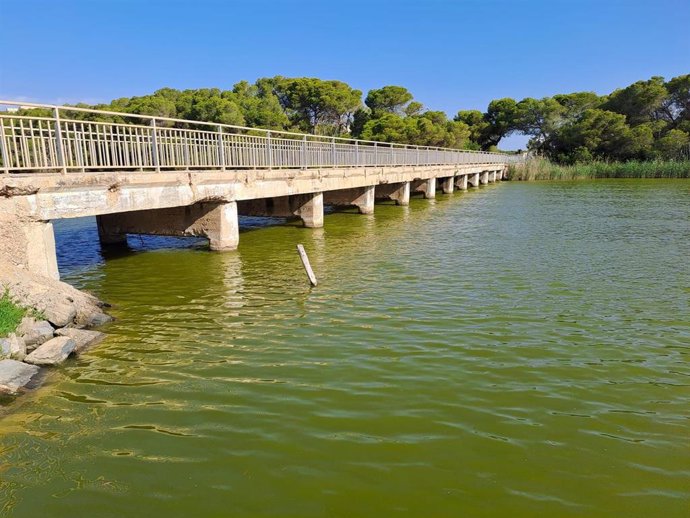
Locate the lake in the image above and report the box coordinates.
[1,180,688,517]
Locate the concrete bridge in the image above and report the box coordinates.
[0,101,519,280]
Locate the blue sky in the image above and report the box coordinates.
[1,0,688,149]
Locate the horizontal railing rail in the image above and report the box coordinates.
[0,100,521,174]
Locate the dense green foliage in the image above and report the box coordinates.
[459,75,690,162]
[17,74,690,161]
[507,159,690,181]
[0,291,25,337]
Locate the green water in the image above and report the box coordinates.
[1,180,689,517]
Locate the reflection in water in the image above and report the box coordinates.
[1,180,689,518]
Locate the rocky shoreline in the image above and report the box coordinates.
[0,259,111,397]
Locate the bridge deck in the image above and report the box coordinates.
[0,101,514,281]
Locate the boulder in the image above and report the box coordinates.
[55,328,105,353]
[24,336,75,366]
[0,333,26,361]
[18,319,54,349]
[0,359,40,394]
[85,312,114,327]
[0,259,110,328]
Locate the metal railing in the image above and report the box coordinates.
[0,100,519,174]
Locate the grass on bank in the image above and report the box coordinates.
[507,159,690,181]
[0,291,26,337]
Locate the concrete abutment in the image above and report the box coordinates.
[24,221,60,281]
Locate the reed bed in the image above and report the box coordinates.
[507,159,690,181]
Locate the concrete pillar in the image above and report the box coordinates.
[97,215,127,245]
[440,177,454,194]
[24,221,60,280]
[324,186,375,214]
[294,192,324,228]
[480,171,489,185]
[203,202,239,251]
[376,182,410,206]
[95,201,240,251]
[455,174,468,191]
[489,171,496,183]
[468,173,480,188]
[356,185,375,214]
[414,178,436,199]
[390,182,410,206]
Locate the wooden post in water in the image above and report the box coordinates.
[296,244,317,287]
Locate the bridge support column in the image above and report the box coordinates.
[97,216,127,245]
[237,193,323,228]
[468,173,480,188]
[480,171,489,185]
[440,177,454,194]
[455,175,468,191]
[375,182,410,206]
[294,192,324,228]
[95,201,240,251]
[23,221,60,280]
[324,186,375,214]
[204,202,239,251]
[489,171,496,183]
[413,178,436,199]
[357,185,375,214]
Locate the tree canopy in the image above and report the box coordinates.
[21,73,688,162]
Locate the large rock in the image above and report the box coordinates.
[0,334,26,361]
[55,328,105,353]
[0,359,40,394]
[18,318,54,348]
[0,259,110,328]
[24,336,76,366]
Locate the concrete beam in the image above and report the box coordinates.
[412,178,436,199]
[96,201,239,251]
[3,163,508,222]
[440,177,454,194]
[468,173,480,188]
[480,171,489,185]
[324,186,375,214]
[375,182,410,206]
[455,175,468,191]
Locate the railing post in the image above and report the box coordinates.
[416,146,420,166]
[53,107,67,174]
[150,118,160,172]
[217,125,225,171]
[331,137,336,167]
[301,135,307,168]
[0,118,9,174]
[374,142,378,165]
[355,140,359,167]
[267,131,273,168]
